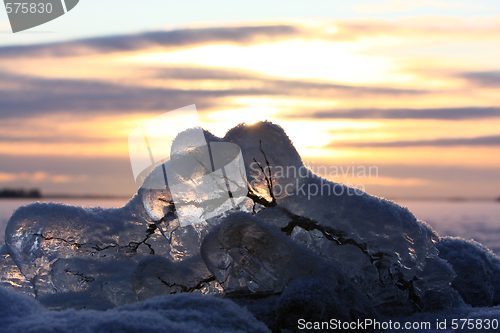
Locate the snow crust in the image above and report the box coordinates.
[0,286,270,333]
[437,237,500,307]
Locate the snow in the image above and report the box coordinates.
[0,286,270,333]
[437,237,500,307]
[1,121,500,332]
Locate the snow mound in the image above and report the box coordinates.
[0,285,270,333]
[437,237,500,307]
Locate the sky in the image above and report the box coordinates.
[0,0,500,199]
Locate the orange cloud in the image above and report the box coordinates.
[0,171,88,183]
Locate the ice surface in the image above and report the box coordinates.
[1,121,500,331]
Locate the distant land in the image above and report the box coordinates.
[0,188,41,198]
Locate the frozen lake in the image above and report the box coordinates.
[398,199,500,254]
[1,198,499,254]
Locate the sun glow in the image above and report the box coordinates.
[201,107,280,136]
[120,39,408,84]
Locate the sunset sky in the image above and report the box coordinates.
[1,1,500,199]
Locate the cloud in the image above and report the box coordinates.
[331,135,500,148]
[305,162,500,183]
[0,21,10,30]
[326,16,500,43]
[0,154,138,196]
[0,154,129,175]
[0,72,250,118]
[460,71,500,88]
[0,70,426,120]
[0,171,88,183]
[328,175,430,187]
[0,135,118,144]
[310,107,500,120]
[2,19,500,61]
[151,66,426,96]
[151,66,260,81]
[0,25,302,59]
[352,0,489,14]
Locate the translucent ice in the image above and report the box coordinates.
[3,194,168,308]
[1,121,485,324]
[141,127,248,228]
[222,122,461,314]
[0,245,34,297]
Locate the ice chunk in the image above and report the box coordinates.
[223,122,461,313]
[132,255,220,301]
[140,127,248,228]
[0,121,475,319]
[139,129,250,261]
[2,169,245,308]
[46,257,138,309]
[201,212,376,325]
[3,193,169,307]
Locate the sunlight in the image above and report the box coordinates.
[120,38,407,84]
[280,119,384,150]
[233,97,339,108]
[202,109,384,152]
[201,107,280,137]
